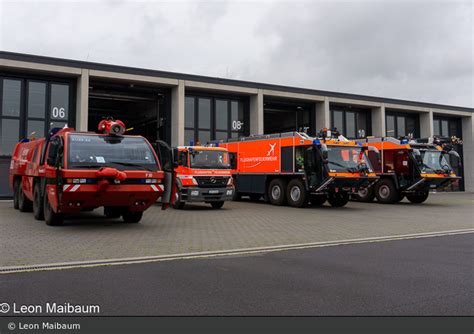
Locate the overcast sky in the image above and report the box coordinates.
[1,0,472,107]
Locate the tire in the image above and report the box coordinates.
[310,194,327,206]
[249,194,261,201]
[267,178,288,206]
[353,187,375,202]
[18,179,33,212]
[406,191,429,204]
[13,178,20,210]
[104,206,122,218]
[33,182,44,220]
[211,201,225,209]
[122,211,143,223]
[172,189,185,209]
[327,192,349,207]
[286,179,308,208]
[375,179,400,204]
[44,191,63,226]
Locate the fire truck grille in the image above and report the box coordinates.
[194,176,229,188]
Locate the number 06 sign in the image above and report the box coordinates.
[51,107,66,119]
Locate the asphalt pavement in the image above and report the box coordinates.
[0,233,472,316]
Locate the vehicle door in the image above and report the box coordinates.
[44,136,63,211]
[153,140,177,209]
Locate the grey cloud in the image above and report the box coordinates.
[0,0,471,106]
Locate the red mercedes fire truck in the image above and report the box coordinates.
[9,118,176,225]
[173,145,234,209]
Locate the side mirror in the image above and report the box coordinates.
[321,144,328,161]
[412,148,422,165]
[154,140,174,172]
[172,148,179,168]
[178,151,187,167]
[229,152,237,170]
[448,150,460,160]
[447,150,462,167]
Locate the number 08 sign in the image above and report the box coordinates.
[51,106,67,120]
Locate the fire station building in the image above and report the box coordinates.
[0,51,473,197]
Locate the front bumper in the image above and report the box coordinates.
[180,186,234,202]
[315,176,379,194]
[405,176,461,192]
[58,183,164,213]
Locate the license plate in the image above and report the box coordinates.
[208,190,219,194]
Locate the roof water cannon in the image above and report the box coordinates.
[98,117,126,136]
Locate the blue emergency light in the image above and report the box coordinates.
[313,139,321,145]
[400,139,409,144]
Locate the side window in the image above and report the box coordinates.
[32,146,38,164]
[47,138,60,166]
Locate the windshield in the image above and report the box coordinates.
[67,134,158,171]
[189,150,230,169]
[326,146,373,173]
[419,150,452,174]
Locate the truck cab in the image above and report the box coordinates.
[173,145,234,209]
[300,131,379,207]
[357,137,460,204]
[9,118,176,225]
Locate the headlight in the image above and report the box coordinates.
[190,190,199,196]
[178,175,198,185]
[145,178,158,184]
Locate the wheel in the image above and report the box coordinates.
[13,178,20,210]
[310,194,327,206]
[267,178,288,206]
[33,182,44,220]
[104,206,122,218]
[375,179,400,204]
[122,211,143,223]
[249,194,261,201]
[286,179,308,208]
[327,192,349,207]
[18,179,33,212]
[406,191,429,204]
[172,189,185,209]
[43,191,63,226]
[211,201,225,209]
[353,187,375,202]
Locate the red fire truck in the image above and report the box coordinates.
[219,129,378,207]
[173,145,234,209]
[9,118,176,225]
[355,137,461,204]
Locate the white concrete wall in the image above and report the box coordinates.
[315,98,330,130]
[371,105,386,137]
[75,69,89,131]
[250,90,264,135]
[419,109,434,138]
[171,80,185,147]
